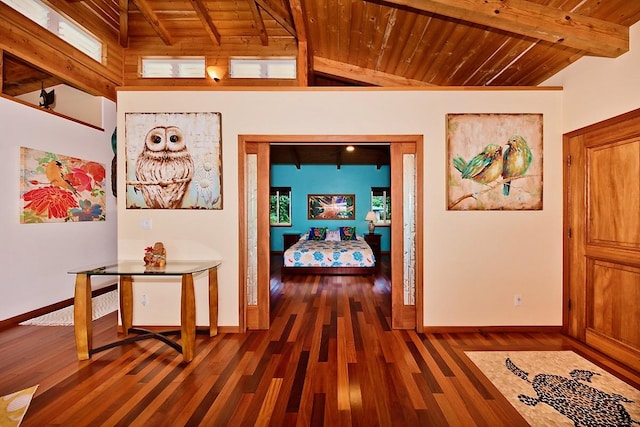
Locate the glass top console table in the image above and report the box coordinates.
[69,260,221,363]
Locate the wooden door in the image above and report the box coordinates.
[564,109,640,371]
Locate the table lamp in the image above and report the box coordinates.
[365,211,377,234]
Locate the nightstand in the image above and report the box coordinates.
[283,233,301,251]
[364,233,381,262]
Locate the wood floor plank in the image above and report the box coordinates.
[1,255,639,426]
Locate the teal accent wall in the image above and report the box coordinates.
[270,164,390,252]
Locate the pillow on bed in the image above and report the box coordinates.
[325,229,341,241]
[307,227,327,241]
[339,226,357,240]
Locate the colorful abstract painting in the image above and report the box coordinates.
[447,113,543,210]
[125,112,222,210]
[20,147,106,223]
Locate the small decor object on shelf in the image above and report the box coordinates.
[144,242,166,267]
[365,211,377,234]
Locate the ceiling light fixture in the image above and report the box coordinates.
[206,65,221,82]
[346,145,355,152]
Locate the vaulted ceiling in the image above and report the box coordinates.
[3,0,640,95]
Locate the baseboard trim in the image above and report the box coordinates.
[421,325,563,334]
[0,283,117,331]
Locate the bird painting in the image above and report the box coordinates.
[502,135,532,195]
[45,160,77,194]
[453,144,504,185]
[135,125,194,209]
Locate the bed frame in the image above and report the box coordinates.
[280,265,375,277]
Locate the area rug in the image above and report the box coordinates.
[0,385,38,427]
[465,351,640,426]
[19,290,118,326]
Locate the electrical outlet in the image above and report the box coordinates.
[141,294,148,306]
[514,294,522,306]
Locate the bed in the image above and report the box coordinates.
[281,228,376,276]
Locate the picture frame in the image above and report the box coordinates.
[308,194,355,220]
[446,113,543,211]
[124,112,223,210]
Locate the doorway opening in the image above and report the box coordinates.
[238,135,423,332]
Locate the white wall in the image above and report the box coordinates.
[543,22,640,132]
[0,97,117,320]
[16,84,104,128]
[117,88,564,328]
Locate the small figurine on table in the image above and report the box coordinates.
[144,242,166,267]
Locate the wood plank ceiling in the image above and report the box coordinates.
[4,0,640,91]
[3,0,640,165]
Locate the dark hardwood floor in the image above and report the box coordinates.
[1,255,639,426]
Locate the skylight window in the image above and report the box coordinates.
[141,57,206,78]
[229,58,296,79]
[1,0,102,62]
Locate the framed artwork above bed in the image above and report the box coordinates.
[308,194,355,220]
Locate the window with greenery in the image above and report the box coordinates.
[371,187,391,223]
[270,187,291,226]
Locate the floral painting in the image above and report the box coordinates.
[447,113,543,210]
[125,112,222,209]
[20,147,106,223]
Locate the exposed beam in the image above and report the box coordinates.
[291,146,301,169]
[188,0,221,46]
[255,0,296,37]
[313,56,434,87]
[247,1,269,46]
[379,0,628,58]
[289,0,308,86]
[119,0,128,48]
[130,0,173,46]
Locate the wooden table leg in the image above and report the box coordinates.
[208,267,218,337]
[119,275,133,333]
[181,273,196,362]
[73,273,92,360]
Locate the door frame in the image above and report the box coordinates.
[238,134,423,332]
[563,108,640,370]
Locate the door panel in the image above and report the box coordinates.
[564,109,640,372]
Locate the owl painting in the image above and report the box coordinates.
[134,126,194,209]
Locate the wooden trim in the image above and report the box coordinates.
[116,85,563,93]
[0,283,116,331]
[421,325,563,334]
[586,329,640,372]
[217,325,242,334]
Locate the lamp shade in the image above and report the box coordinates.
[365,211,377,222]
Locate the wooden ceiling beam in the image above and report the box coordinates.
[291,146,301,169]
[255,0,296,37]
[130,0,173,46]
[247,1,269,46]
[188,0,221,46]
[313,56,434,87]
[380,0,628,58]
[119,0,128,48]
[289,0,309,86]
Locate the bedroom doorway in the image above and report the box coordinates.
[238,135,423,332]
